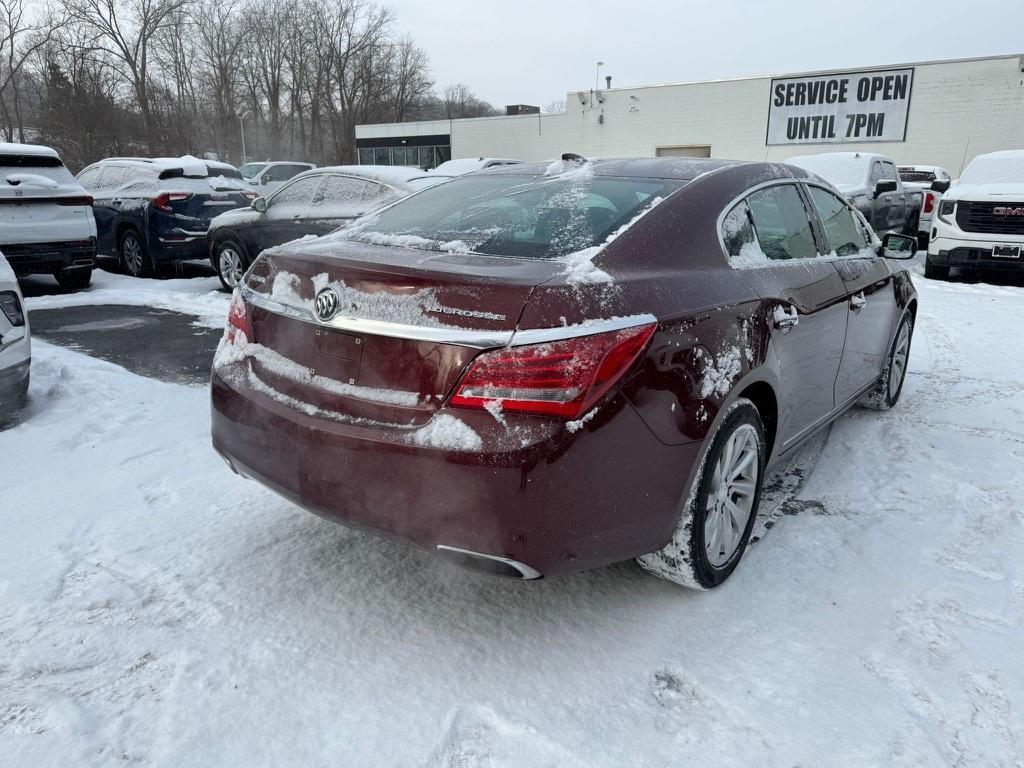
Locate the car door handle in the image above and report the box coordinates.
[850,292,867,312]
[772,305,799,332]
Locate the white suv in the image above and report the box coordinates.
[927,150,1024,280]
[238,161,315,196]
[0,251,30,422]
[0,142,97,289]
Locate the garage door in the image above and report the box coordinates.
[656,145,711,158]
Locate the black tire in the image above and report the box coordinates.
[212,237,249,291]
[119,229,152,277]
[924,256,950,280]
[858,312,913,411]
[53,267,93,290]
[903,212,919,238]
[637,398,766,589]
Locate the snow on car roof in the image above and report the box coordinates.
[786,152,887,192]
[314,165,433,189]
[948,150,1024,195]
[0,141,59,158]
[432,158,523,175]
[107,155,238,176]
[474,156,739,180]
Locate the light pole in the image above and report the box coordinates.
[239,116,247,164]
[595,61,604,91]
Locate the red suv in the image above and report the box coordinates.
[210,157,917,589]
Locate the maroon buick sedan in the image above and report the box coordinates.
[211,156,917,589]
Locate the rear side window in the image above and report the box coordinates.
[76,167,102,188]
[807,186,873,257]
[271,175,323,208]
[265,164,309,183]
[316,176,392,215]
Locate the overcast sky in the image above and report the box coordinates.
[386,0,1024,108]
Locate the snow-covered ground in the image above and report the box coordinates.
[2,265,1023,766]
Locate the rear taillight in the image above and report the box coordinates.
[56,195,94,206]
[923,192,935,214]
[153,192,192,212]
[224,290,252,345]
[450,322,657,419]
[0,290,25,326]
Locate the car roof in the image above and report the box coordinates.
[0,141,60,158]
[306,164,434,188]
[97,155,238,174]
[473,156,742,180]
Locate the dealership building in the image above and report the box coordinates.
[355,53,1024,176]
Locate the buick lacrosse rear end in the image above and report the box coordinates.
[211,157,917,588]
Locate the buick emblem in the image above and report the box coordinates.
[314,287,340,321]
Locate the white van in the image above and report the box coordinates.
[238,161,316,196]
[0,142,97,289]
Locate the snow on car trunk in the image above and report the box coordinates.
[224,237,568,425]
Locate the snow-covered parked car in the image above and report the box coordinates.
[899,165,953,249]
[926,150,1024,279]
[238,160,316,196]
[0,142,97,290]
[76,156,256,277]
[432,157,523,175]
[787,152,923,237]
[211,157,919,589]
[0,251,30,422]
[207,165,444,290]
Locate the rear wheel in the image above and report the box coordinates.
[214,238,248,291]
[54,267,92,290]
[637,398,766,589]
[924,256,949,280]
[859,312,913,411]
[903,212,919,238]
[119,229,152,277]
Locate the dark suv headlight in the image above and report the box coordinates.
[937,200,955,224]
[0,291,25,326]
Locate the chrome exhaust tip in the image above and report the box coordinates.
[435,545,542,580]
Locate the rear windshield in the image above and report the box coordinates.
[0,154,63,168]
[0,154,76,185]
[159,166,242,180]
[898,169,936,183]
[344,172,685,259]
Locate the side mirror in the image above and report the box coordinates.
[930,179,951,193]
[874,179,898,198]
[879,231,916,259]
[252,196,267,213]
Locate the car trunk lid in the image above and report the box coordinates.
[237,238,566,425]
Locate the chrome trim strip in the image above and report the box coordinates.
[242,287,657,350]
[241,286,514,349]
[508,314,658,345]
[435,545,542,580]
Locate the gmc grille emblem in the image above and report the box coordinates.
[314,287,340,321]
[993,206,1024,216]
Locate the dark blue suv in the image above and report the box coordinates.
[76,157,255,276]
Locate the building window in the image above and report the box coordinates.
[358,148,374,165]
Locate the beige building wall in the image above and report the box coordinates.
[356,54,1024,176]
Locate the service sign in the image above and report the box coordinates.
[766,68,914,145]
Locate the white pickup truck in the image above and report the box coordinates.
[786,152,924,237]
[926,150,1024,279]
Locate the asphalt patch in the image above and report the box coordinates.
[29,305,221,385]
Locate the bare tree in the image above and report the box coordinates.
[0,0,60,141]
[442,82,498,119]
[59,0,192,151]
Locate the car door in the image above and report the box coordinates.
[723,183,849,450]
[805,184,898,405]
[249,174,325,251]
[311,175,400,233]
[868,161,892,231]
[81,165,127,254]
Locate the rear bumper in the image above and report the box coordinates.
[211,367,698,578]
[0,358,30,418]
[151,233,210,263]
[2,239,97,276]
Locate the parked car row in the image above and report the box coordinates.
[211,154,919,588]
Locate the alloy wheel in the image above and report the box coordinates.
[123,235,143,275]
[704,423,759,567]
[888,321,911,400]
[219,245,244,288]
